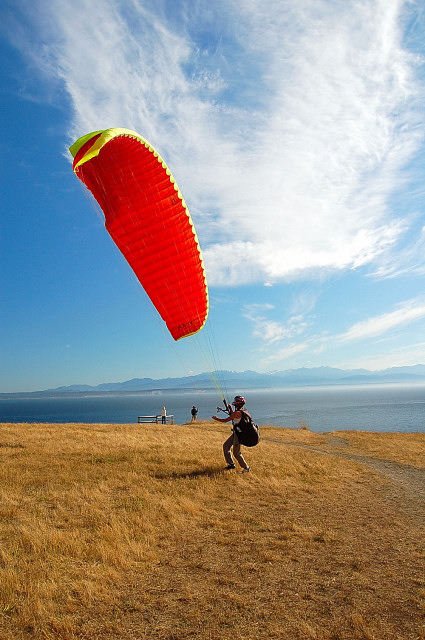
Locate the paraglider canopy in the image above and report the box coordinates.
[69,128,209,341]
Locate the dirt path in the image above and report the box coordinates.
[264,434,425,526]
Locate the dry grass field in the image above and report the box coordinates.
[0,421,424,640]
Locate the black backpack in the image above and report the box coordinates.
[233,410,260,447]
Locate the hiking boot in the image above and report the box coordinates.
[224,463,236,470]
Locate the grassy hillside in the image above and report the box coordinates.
[0,422,424,639]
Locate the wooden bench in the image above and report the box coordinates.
[138,415,174,424]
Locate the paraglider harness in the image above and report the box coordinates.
[217,400,260,447]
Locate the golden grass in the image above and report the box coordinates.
[260,426,425,467]
[0,421,423,640]
[328,430,425,468]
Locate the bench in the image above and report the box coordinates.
[138,415,174,424]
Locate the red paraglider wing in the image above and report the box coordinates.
[69,128,208,341]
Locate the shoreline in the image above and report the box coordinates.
[1,383,425,433]
[3,379,425,399]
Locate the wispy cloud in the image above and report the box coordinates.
[262,342,310,364]
[11,0,425,287]
[371,223,425,279]
[202,0,424,285]
[337,341,425,370]
[243,303,308,344]
[336,296,425,342]
[257,295,425,367]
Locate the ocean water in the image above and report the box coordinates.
[1,384,425,433]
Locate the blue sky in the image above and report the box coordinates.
[1,0,425,392]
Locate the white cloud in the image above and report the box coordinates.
[337,342,425,370]
[337,297,425,342]
[372,223,425,278]
[255,295,425,368]
[16,0,425,286]
[243,303,308,344]
[262,342,309,364]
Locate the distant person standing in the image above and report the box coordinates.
[190,405,198,422]
[161,406,167,424]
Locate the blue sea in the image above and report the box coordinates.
[1,384,425,433]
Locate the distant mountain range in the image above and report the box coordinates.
[3,365,425,398]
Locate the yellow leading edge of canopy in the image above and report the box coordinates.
[69,127,209,340]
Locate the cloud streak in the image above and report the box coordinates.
[12,0,425,287]
[202,0,424,284]
[257,295,425,366]
[337,296,425,343]
[243,303,308,344]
